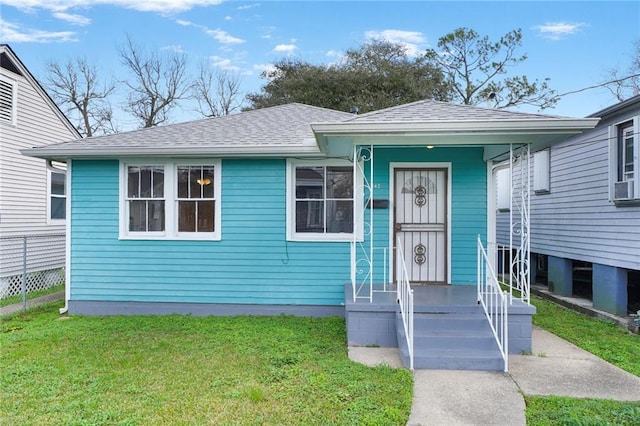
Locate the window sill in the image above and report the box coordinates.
[119,234,221,241]
[288,234,361,243]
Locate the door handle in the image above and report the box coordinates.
[394,224,402,231]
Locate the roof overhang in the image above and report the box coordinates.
[312,117,600,161]
[21,138,327,162]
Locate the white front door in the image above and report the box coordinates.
[394,168,448,284]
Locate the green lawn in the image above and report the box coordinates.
[0,284,64,307]
[0,302,413,425]
[525,294,640,425]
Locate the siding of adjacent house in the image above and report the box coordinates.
[366,146,487,285]
[70,159,351,306]
[69,148,487,305]
[497,106,640,271]
[0,66,74,237]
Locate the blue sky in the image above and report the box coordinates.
[1,0,639,129]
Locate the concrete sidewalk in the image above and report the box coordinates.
[349,326,640,426]
[0,291,64,317]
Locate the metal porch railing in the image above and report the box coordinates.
[396,238,414,370]
[477,235,508,373]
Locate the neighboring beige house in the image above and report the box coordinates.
[0,44,80,298]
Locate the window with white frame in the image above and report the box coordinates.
[49,170,66,221]
[609,116,639,202]
[0,76,17,125]
[121,161,221,239]
[287,159,360,241]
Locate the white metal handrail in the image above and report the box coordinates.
[477,235,508,373]
[396,238,414,370]
[488,242,530,305]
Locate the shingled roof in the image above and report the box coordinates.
[343,99,565,123]
[23,103,353,159]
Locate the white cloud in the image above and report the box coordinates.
[2,0,224,14]
[209,55,240,71]
[254,63,278,79]
[365,29,427,56]
[237,3,260,10]
[206,29,244,45]
[52,12,92,26]
[224,15,232,21]
[176,19,244,45]
[534,22,586,40]
[273,44,296,54]
[0,19,77,43]
[162,44,186,53]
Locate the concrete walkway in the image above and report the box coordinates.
[349,326,640,426]
[0,290,64,317]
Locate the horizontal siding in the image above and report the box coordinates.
[497,109,640,270]
[70,159,350,305]
[0,67,77,235]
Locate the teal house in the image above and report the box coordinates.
[24,101,597,371]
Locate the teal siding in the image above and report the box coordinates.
[365,147,487,285]
[70,149,486,306]
[70,159,350,305]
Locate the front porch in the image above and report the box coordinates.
[345,284,536,371]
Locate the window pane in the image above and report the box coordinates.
[153,167,164,198]
[177,166,189,198]
[326,200,353,233]
[296,167,324,198]
[129,200,147,231]
[51,197,65,220]
[178,201,196,232]
[190,167,201,199]
[140,167,152,198]
[51,172,65,195]
[197,201,215,232]
[127,166,140,198]
[296,200,324,233]
[148,200,165,232]
[327,167,353,198]
[202,166,215,198]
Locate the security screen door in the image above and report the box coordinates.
[394,168,448,284]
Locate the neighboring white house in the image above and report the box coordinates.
[0,44,81,298]
[497,94,640,317]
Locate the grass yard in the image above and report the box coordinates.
[0,302,413,425]
[525,294,640,425]
[531,294,640,377]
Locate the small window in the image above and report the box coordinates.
[495,168,510,211]
[287,159,360,242]
[49,171,66,221]
[533,150,550,194]
[0,76,17,125]
[609,117,639,203]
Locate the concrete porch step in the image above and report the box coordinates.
[396,311,505,371]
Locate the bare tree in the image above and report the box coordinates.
[119,35,190,128]
[192,63,243,117]
[604,39,640,101]
[46,58,116,137]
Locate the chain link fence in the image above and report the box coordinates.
[0,234,65,304]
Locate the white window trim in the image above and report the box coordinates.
[286,158,363,242]
[119,160,222,240]
[533,149,550,194]
[609,116,640,203]
[46,163,67,225]
[0,74,18,126]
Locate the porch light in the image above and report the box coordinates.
[426,145,435,149]
[197,178,212,186]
